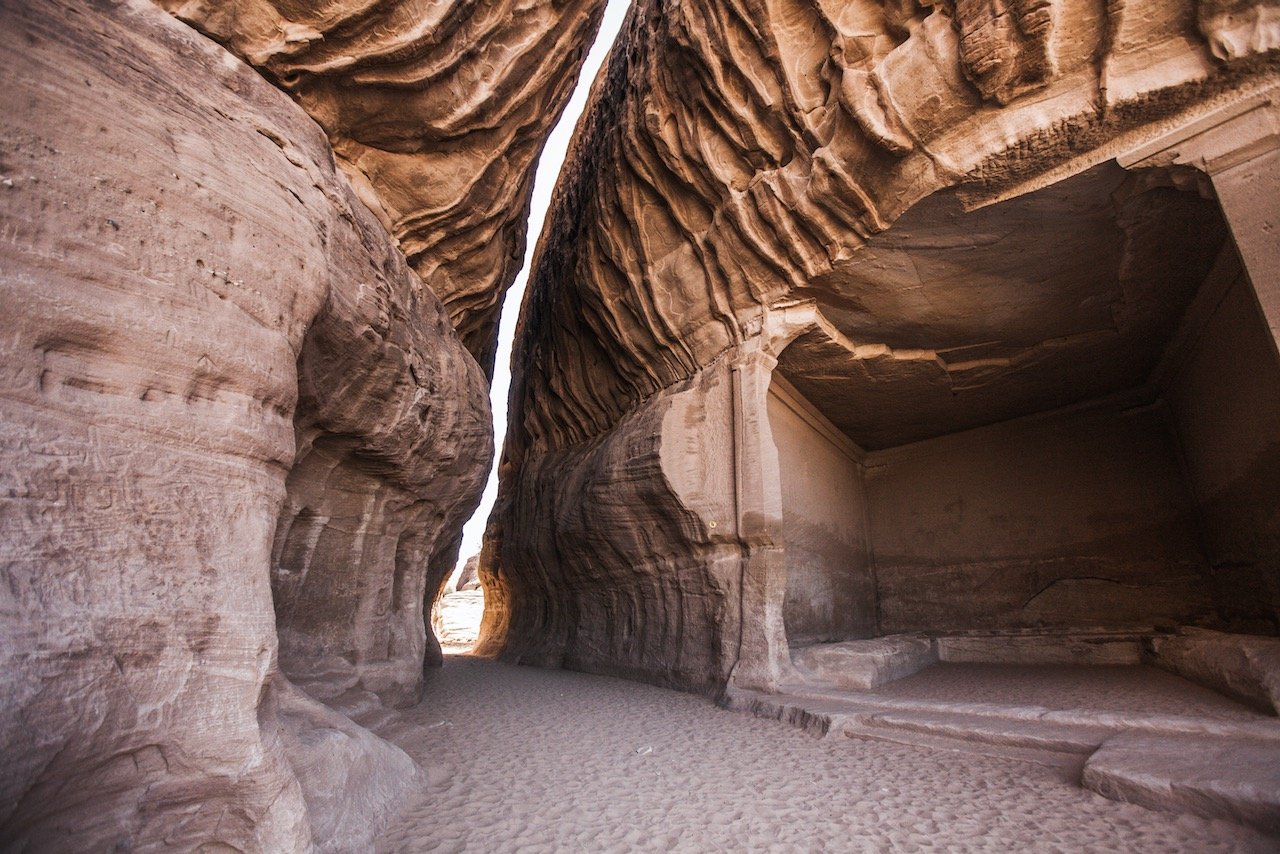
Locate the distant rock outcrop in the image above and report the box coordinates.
[458,554,482,592]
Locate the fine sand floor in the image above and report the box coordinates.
[372,657,1274,853]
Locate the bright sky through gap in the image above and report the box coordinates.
[453,0,633,576]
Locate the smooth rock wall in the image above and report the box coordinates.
[1163,270,1280,632]
[767,379,875,644]
[865,399,1213,632]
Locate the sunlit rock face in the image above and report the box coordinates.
[158,0,609,374]
[147,0,613,709]
[0,0,611,845]
[485,0,1280,694]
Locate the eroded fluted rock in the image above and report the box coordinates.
[484,0,1280,693]
[510,0,1279,450]
[270,206,492,709]
[147,0,615,709]
[158,0,608,372]
[0,0,488,847]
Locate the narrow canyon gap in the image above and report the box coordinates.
[2,0,1280,849]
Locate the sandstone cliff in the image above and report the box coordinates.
[484,0,1280,693]
[159,0,608,374]
[0,0,598,848]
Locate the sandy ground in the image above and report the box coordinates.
[371,657,1273,853]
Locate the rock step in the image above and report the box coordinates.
[727,690,1109,753]
[853,709,1110,754]
[726,687,1280,834]
[1083,732,1280,835]
[776,684,1280,742]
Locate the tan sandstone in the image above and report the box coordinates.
[484,0,1280,698]
[0,0,600,848]
[158,0,609,373]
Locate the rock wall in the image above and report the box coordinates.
[270,236,491,710]
[865,399,1213,632]
[506,0,1279,451]
[0,0,603,845]
[480,361,742,694]
[148,0,612,709]
[767,378,874,645]
[1163,265,1280,631]
[486,0,1280,693]
[158,0,608,373]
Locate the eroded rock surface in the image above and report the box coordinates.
[148,0,616,710]
[0,0,497,847]
[485,0,1280,695]
[1148,629,1280,713]
[158,0,609,372]
[1083,731,1280,834]
[270,237,491,709]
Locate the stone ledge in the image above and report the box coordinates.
[1083,731,1280,835]
[937,631,1146,665]
[1147,629,1280,714]
[788,630,1159,694]
[729,659,1280,833]
[788,635,938,691]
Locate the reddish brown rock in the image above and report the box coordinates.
[158,0,609,372]
[484,0,1280,700]
[0,0,523,847]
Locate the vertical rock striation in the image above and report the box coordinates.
[1,2,378,845]
[269,212,492,710]
[486,0,1280,693]
[148,0,613,712]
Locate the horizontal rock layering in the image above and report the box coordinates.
[159,0,608,373]
[0,0,600,848]
[484,0,1280,693]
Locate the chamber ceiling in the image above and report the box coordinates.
[778,162,1230,450]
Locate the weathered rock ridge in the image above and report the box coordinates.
[510,0,1279,450]
[159,0,608,373]
[0,0,599,848]
[485,0,1280,697]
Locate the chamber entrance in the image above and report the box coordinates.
[767,161,1280,657]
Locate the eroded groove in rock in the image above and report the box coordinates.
[512,0,1278,450]
[272,283,492,707]
[480,366,738,693]
[487,0,1280,694]
[157,0,610,373]
[147,0,617,711]
[0,0,488,848]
